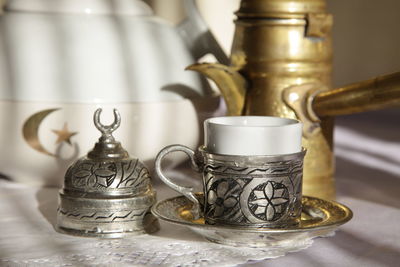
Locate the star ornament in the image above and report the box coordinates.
[250,181,289,221]
[52,123,78,146]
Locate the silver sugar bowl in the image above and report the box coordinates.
[56,108,159,238]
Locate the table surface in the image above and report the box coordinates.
[0,109,399,267]
[249,110,400,267]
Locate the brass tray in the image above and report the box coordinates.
[152,195,352,247]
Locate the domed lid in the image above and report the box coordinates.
[5,0,153,16]
[62,108,151,196]
[236,0,327,18]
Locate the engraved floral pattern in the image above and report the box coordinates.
[248,181,289,221]
[206,179,241,219]
[72,162,117,188]
[66,158,150,192]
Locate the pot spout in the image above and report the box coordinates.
[186,63,247,116]
[313,71,400,117]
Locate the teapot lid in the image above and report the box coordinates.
[5,0,153,16]
[236,0,327,18]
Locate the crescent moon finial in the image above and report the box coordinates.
[93,108,121,142]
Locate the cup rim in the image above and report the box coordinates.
[198,146,306,162]
[204,116,301,128]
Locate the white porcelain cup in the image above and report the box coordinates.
[204,116,302,155]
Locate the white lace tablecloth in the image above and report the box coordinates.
[0,110,399,267]
[0,181,314,267]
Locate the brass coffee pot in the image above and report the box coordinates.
[188,0,400,200]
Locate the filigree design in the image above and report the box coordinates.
[67,158,150,191]
[72,162,117,188]
[58,209,147,222]
[118,160,150,188]
[204,161,299,176]
[199,152,304,225]
[248,181,289,221]
[205,179,241,220]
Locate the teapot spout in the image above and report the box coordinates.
[186,63,247,116]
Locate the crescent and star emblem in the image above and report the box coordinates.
[22,109,78,157]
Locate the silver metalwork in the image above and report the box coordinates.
[151,194,353,248]
[56,108,159,238]
[155,145,306,228]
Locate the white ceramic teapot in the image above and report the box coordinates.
[0,0,227,186]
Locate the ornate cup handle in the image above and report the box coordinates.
[155,145,202,219]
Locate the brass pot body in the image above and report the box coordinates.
[188,0,400,200]
[231,17,335,199]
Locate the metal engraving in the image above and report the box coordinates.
[155,144,305,228]
[205,178,243,222]
[56,108,158,238]
[248,181,289,221]
[202,150,304,227]
[65,158,150,194]
[57,209,146,223]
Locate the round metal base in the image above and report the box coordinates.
[57,191,158,238]
[56,214,160,238]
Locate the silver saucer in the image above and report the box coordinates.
[152,194,352,247]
